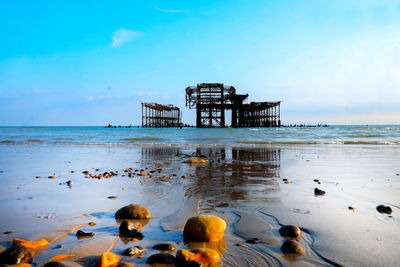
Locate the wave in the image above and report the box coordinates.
[187,137,232,141]
[121,137,166,142]
[0,140,16,143]
[26,139,42,142]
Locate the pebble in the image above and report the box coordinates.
[82,171,90,175]
[313,179,319,182]
[0,243,33,264]
[376,205,392,214]
[314,188,325,195]
[246,238,261,244]
[280,240,304,254]
[216,202,229,208]
[152,243,176,251]
[66,180,73,188]
[108,196,117,199]
[3,231,12,235]
[115,204,151,220]
[88,222,96,226]
[183,215,226,242]
[181,175,187,179]
[282,178,288,182]
[146,253,175,264]
[119,221,144,239]
[176,248,220,265]
[124,246,144,256]
[48,175,55,179]
[348,206,355,210]
[43,261,67,267]
[95,252,119,267]
[53,244,63,249]
[35,176,40,179]
[76,230,94,239]
[279,225,302,240]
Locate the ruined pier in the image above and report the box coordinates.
[185,83,281,127]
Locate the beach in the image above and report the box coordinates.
[0,127,400,266]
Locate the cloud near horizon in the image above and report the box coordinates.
[111,29,143,48]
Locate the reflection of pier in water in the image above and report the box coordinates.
[139,146,281,205]
[141,146,181,160]
[186,147,281,204]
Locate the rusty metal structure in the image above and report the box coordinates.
[185,83,281,127]
[141,103,181,127]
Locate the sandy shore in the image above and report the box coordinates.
[0,143,399,266]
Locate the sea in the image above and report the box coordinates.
[1,125,399,146]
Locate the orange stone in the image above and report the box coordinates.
[13,238,48,250]
[184,215,226,242]
[176,248,220,265]
[95,252,119,267]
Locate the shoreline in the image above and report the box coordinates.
[0,143,399,266]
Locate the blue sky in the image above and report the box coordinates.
[1,0,399,125]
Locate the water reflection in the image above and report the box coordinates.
[139,146,281,204]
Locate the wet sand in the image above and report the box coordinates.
[0,143,399,266]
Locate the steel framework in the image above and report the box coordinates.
[185,83,281,127]
[141,103,181,127]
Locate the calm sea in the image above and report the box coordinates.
[1,125,399,146]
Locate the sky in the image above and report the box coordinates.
[0,0,400,126]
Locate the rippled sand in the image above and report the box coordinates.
[0,144,399,266]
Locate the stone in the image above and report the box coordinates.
[348,206,355,210]
[280,240,304,254]
[115,204,151,220]
[0,244,32,264]
[376,205,392,214]
[216,202,229,208]
[43,261,67,267]
[108,196,117,199]
[146,253,175,264]
[279,225,302,240]
[183,215,226,242]
[176,248,220,266]
[117,262,134,267]
[124,246,144,257]
[13,238,48,249]
[314,188,325,195]
[152,243,176,251]
[76,230,94,239]
[119,221,144,239]
[95,253,119,267]
[88,222,96,226]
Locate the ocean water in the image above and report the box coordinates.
[0,125,399,146]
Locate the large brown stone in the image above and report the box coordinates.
[280,240,304,254]
[184,215,226,242]
[279,225,302,240]
[115,204,151,220]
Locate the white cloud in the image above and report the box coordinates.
[32,89,45,94]
[111,29,143,48]
[154,7,186,13]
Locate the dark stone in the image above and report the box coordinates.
[115,204,151,220]
[43,261,67,267]
[152,243,176,251]
[108,196,117,199]
[76,230,94,239]
[0,243,32,264]
[313,179,319,182]
[348,206,355,210]
[314,188,325,195]
[246,238,261,244]
[66,180,73,188]
[280,240,304,254]
[279,225,302,240]
[282,178,288,182]
[3,231,12,235]
[216,202,229,208]
[124,246,144,256]
[146,253,175,264]
[376,205,392,214]
[119,221,144,239]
